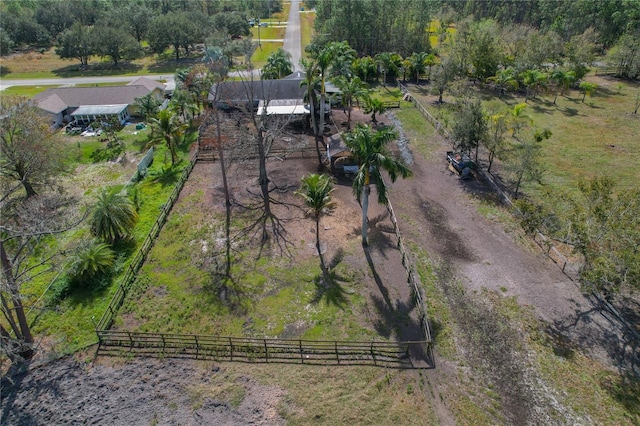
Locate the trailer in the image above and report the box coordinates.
[446,151,476,180]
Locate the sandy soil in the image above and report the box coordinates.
[1,104,634,425]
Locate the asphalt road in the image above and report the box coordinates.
[0,75,173,91]
[0,2,304,90]
[283,0,303,71]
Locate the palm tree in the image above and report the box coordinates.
[363,97,386,123]
[579,81,598,102]
[353,56,377,83]
[343,124,412,245]
[69,239,116,285]
[261,48,293,80]
[296,174,335,276]
[488,67,518,97]
[149,108,186,166]
[550,69,576,103]
[133,93,161,122]
[519,69,548,102]
[408,52,429,83]
[300,58,323,164]
[333,75,369,129]
[91,188,139,244]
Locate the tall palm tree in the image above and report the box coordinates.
[149,108,186,166]
[91,188,139,244]
[333,75,369,130]
[296,174,335,276]
[300,58,323,164]
[343,124,412,245]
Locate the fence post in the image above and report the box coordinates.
[229,337,233,360]
[371,342,376,365]
[264,339,268,362]
[194,335,199,359]
[128,331,133,348]
[299,340,303,363]
[335,341,339,364]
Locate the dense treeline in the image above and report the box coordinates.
[0,0,282,57]
[308,0,640,80]
[310,0,640,62]
[310,0,434,56]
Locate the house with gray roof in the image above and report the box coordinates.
[32,77,166,128]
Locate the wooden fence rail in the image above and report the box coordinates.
[96,330,428,368]
[96,153,198,331]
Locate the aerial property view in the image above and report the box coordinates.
[1,0,639,424]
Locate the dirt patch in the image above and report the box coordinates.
[1,355,286,426]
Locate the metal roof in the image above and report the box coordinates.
[71,104,129,116]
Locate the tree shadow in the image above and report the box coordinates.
[52,62,143,78]
[0,65,9,77]
[1,359,38,425]
[147,165,181,187]
[560,106,580,116]
[363,245,422,342]
[310,249,351,309]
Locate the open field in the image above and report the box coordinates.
[402,75,640,201]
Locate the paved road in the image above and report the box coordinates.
[283,0,303,71]
[0,75,174,91]
[1,2,303,90]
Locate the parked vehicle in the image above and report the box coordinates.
[446,151,476,180]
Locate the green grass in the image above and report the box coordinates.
[116,195,377,341]
[251,42,283,68]
[250,26,286,40]
[0,47,202,80]
[300,9,315,52]
[2,85,58,97]
[22,128,194,355]
[481,76,640,199]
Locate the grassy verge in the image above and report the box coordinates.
[1,48,201,80]
[300,9,315,51]
[250,26,286,40]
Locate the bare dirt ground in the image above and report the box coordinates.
[2,105,636,425]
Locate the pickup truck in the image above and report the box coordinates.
[446,151,476,179]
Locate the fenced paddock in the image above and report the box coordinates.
[95,136,436,369]
[96,331,427,368]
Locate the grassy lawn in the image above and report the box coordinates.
[250,26,286,40]
[479,75,640,198]
[3,85,60,97]
[251,42,283,68]
[20,125,197,355]
[1,48,203,80]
